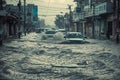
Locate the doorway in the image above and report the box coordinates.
[106,21,113,39]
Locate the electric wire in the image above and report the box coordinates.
[7,0,71,17]
[34,0,69,5]
[46,0,51,15]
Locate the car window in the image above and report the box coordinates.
[67,33,83,38]
[45,31,56,34]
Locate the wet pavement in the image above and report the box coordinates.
[0,33,120,80]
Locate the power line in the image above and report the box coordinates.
[38,8,67,11]
[38,5,68,9]
[39,12,67,14]
[34,0,69,5]
[39,10,67,13]
[46,0,51,15]
[38,6,68,10]
[38,15,57,16]
[39,13,63,15]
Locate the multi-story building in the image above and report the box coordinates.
[73,0,118,40]
[73,0,87,37]
[27,4,38,24]
[0,0,7,45]
[26,4,38,32]
[1,0,18,45]
[0,1,39,45]
[6,4,38,33]
[92,0,113,39]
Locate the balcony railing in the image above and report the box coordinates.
[73,12,79,22]
[84,2,113,18]
[95,2,113,15]
[84,8,93,18]
[73,11,85,22]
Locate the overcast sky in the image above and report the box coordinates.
[6,0,76,26]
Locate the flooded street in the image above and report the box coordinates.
[0,33,120,80]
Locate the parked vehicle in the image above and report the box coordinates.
[58,29,66,35]
[36,28,52,33]
[43,30,57,39]
[60,32,87,44]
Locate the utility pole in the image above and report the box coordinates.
[0,0,3,45]
[0,0,2,9]
[24,0,26,35]
[113,0,120,43]
[68,4,72,31]
[91,0,95,38]
[18,0,21,38]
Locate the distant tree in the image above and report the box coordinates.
[54,15,64,29]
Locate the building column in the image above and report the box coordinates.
[82,21,86,37]
[113,0,120,43]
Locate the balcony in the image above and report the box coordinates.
[95,2,113,15]
[79,12,85,20]
[73,12,80,22]
[83,2,113,18]
[0,10,7,16]
[73,11,85,22]
[84,8,93,18]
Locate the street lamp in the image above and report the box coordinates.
[91,0,95,38]
[23,0,26,35]
[17,0,21,38]
[17,0,26,38]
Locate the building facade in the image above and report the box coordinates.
[73,0,120,42]
[6,4,39,33]
[0,1,39,45]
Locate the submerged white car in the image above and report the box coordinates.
[65,32,84,40]
[43,30,57,39]
[61,32,87,44]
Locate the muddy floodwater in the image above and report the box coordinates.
[0,33,120,80]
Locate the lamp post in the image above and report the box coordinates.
[91,0,95,38]
[17,0,26,37]
[24,0,26,35]
[68,4,73,31]
[17,0,21,38]
[113,0,119,43]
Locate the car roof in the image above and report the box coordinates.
[46,30,57,32]
[58,29,65,30]
[67,32,81,34]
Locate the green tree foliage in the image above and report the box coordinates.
[54,15,64,29]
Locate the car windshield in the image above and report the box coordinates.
[45,31,56,34]
[66,33,83,38]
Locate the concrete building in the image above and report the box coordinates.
[0,0,18,45]
[73,0,119,41]
[6,4,39,33]
[0,1,39,45]
[26,4,38,32]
